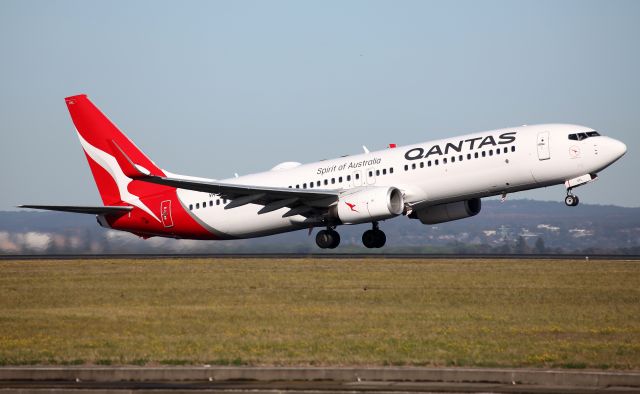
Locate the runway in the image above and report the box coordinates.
[1,366,639,393]
[2,253,639,260]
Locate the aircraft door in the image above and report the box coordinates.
[160,200,174,228]
[537,131,550,160]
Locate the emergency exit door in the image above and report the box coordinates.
[537,131,550,160]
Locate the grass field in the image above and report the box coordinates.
[1,258,639,369]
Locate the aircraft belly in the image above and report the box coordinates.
[199,205,303,238]
[424,161,535,202]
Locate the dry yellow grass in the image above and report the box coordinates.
[0,258,639,368]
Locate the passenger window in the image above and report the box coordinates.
[496,149,500,155]
[209,201,213,206]
[404,164,408,171]
[419,162,424,168]
[376,169,380,176]
[339,176,343,182]
[451,156,455,163]
[217,200,220,205]
[203,201,206,207]
[443,158,448,164]
[467,153,471,160]
[316,181,320,187]
[309,182,314,188]
[331,178,335,184]
[196,203,199,209]
[511,146,515,152]
[428,161,432,167]
[382,168,387,175]
[347,175,351,181]
[489,150,493,156]
[296,185,299,188]
[390,168,394,174]
[435,159,439,165]
[189,204,193,210]
[224,199,227,204]
[412,163,416,170]
[303,183,307,189]
[324,179,328,185]
[503,147,508,154]
[369,170,373,177]
[474,152,479,159]
[459,155,463,161]
[482,151,486,157]
[355,173,360,179]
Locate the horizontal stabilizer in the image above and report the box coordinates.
[18,205,133,215]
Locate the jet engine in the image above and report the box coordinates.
[409,198,481,225]
[331,187,404,224]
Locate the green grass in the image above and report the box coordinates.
[0,258,639,368]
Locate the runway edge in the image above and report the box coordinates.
[1,366,639,388]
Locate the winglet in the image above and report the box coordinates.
[109,140,151,178]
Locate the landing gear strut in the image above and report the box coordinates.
[362,222,386,248]
[316,228,340,249]
[565,191,579,207]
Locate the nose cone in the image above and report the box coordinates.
[611,139,627,159]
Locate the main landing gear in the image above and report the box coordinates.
[316,228,340,249]
[315,222,388,249]
[362,222,386,249]
[565,191,579,207]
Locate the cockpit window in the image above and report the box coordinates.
[568,131,600,141]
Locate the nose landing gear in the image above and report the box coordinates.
[564,174,597,207]
[362,222,386,248]
[316,228,340,249]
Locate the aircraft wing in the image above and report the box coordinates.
[109,142,340,217]
[18,205,133,215]
[140,175,339,216]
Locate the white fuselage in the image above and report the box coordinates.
[175,124,626,239]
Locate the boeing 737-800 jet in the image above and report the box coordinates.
[21,95,627,249]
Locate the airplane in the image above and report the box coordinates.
[20,94,627,249]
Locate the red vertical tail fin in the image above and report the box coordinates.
[65,94,167,220]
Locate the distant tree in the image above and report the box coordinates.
[498,242,512,254]
[515,236,529,254]
[534,237,546,254]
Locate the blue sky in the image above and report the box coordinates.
[0,0,638,208]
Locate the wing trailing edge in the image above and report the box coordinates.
[18,205,133,215]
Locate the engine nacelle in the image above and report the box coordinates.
[410,198,481,225]
[332,187,404,224]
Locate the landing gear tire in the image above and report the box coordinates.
[328,230,340,249]
[316,229,340,249]
[362,229,386,248]
[565,194,579,207]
